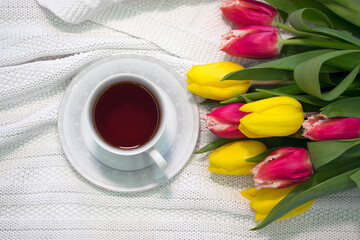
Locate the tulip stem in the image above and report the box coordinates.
[277,23,325,38]
[283,39,360,50]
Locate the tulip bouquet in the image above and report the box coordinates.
[186,0,360,230]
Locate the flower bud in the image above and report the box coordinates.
[238,96,304,138]
[206,103,248,138]
[241,185,314,221]
[220,26,283,59]
[186,62,251,100]
[302,114,360,141]
[251,147,313,189]
[221,0,279,27]
[208,140,267,175]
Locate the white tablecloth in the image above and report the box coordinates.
[1,0,359,239]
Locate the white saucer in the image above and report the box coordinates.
[58,54,199,192]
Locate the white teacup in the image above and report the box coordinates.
[81,73,168,171]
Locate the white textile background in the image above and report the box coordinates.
[1,0,359,239]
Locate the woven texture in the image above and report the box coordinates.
[1,0,359,239]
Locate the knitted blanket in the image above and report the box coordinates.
[1,0,359,239]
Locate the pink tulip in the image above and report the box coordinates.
[205,103,248,138]
[220,26,283,59]
[221,0,279,27]
[251,147,313,189]
[302,114,360,141]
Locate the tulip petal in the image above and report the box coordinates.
[220,26,282,59]
[261,105,302,115]
[277,200,314,221]
[238,124,265,138]
[186,83,250,101]
[254,212,268,221]
[206,103,248,138]
[251,147,313,189]
[254,200,314,221]
[250,187,291,211]
[239,111,304,137]
[240,187,258,200]
[241,185,314,221]
[186,62,251,100]
[207,103,247,124]
[221,0,278,27]
[240,96,303,113]
[302,114,360,141]
[186,62,245,87]
[206,120,246,138]
[238,97,304,138]
[208,140,267,175]
[209,166,256,175]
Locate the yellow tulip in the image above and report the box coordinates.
[186,62,251,100]
[208,140,267,175]
[238,96,304,138]
[241,185,314,221]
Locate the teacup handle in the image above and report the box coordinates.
[147,147,168,170]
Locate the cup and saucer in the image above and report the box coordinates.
[58,54,199,192]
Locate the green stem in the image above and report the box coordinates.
[277,22,325,38]
[283,39,360,50]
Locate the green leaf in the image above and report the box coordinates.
[294,50,360,100]
[223,49,338,81]
[256,89,331,107]
[321,63,360,99]
[326,72,360,87]
[350,170,360,189]
[318,73,335,86]
[256,84,301,95]
[321,96,360,117]
[252,49,338,71]
[315,0,360,27]
[257,137,309,149]
[195,137,308,154]
[246,148,279,163]
[265,0,360,35]
[289,7,334,29]
[299,7,335,29]
[278,9,288,22]
[316,145,360,172]
[289,8,360,46]
[194,138,239,154]
[342,89,360,97]
[200,99,220,105]
[220,84,304,104]
[281,40,326,57]
[325,52,360,71]
[307,138,360,170]
[223,68,294,81]
[220,92,272,104]
[253,164,360,230]
[235,94,252,103]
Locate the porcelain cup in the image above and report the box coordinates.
[81,73,168,171]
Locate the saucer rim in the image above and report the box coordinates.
[58,54,199,192]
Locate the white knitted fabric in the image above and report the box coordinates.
[36,0,125,24]
[1,0,359,239]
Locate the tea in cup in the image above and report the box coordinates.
[82,73,168,171]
